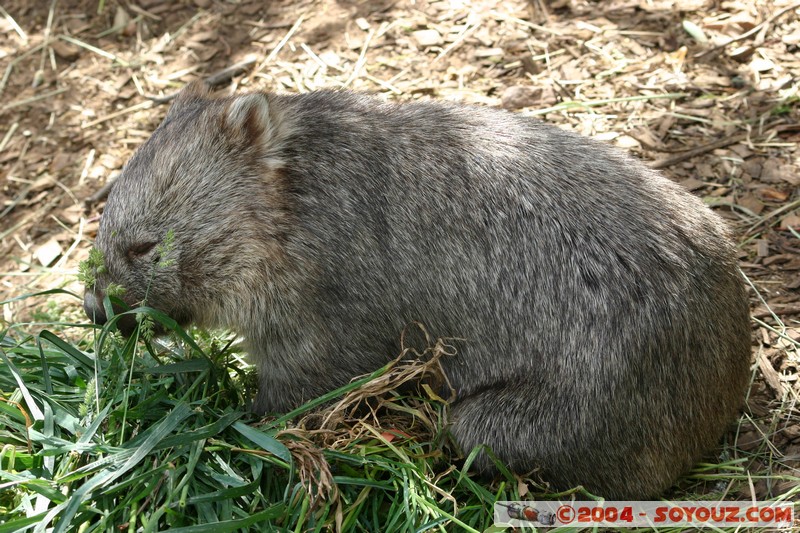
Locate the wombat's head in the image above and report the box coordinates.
[83,82,290,335]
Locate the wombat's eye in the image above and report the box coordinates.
[127,241,157,260]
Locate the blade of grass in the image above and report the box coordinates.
[51,403,194,533]
[0,347,43,420]
[232,421,292,464]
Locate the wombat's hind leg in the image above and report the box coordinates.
[448,384,679,499]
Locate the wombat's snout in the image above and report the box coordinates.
[83,291,107,325]
[83,291,137,336]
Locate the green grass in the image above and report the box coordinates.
[0,293,535,532]
[1,291,798,532]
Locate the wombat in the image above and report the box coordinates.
[84,81,751,498]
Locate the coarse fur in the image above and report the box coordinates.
[85,82,752,498]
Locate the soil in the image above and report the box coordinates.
[1,0,798,500]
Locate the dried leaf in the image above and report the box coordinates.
[760,187,789,202]
[780,215,800,231]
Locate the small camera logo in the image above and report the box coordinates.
[498,502,556,526]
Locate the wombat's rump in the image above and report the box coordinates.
[85,82,751,498]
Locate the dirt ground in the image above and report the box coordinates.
[1,0,799,499]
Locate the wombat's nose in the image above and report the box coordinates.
[83,291,108,325]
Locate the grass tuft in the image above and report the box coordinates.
[0,296,527,531]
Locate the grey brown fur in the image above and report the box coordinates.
[84,82,751,498]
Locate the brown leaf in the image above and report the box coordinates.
[760,159,795,184]
[780,215,800,231]
[760,187,789,201]
[49,153,72,174]
[501,86,555,110]
[518,477,529,498]
[679,177,705,191]
[737,193,765,215]
[51,40,81,61]
[742,158,763,179]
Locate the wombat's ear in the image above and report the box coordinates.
[166,80,211,118]
[223,93,272,141]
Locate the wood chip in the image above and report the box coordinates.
[34,238,63,267]
[501,85,555,110]
[757,350,784,395]
[729,45,754,62]
[51,40,81,61]
[474,47,504,58]
[412,29,443,47]
[750,57,775,72]
[783,30,800,45]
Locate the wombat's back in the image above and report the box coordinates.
[271,92,751,497]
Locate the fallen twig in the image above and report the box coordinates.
[146,56,260,104]
[747,198,800,237]
[695,1,800,58]
[752,306,800,319]
[0,5,27,43]
[650,132,748,169]
[256,14,305,72]
[206,55,258,87]
[0,43,46,98]
[59,35,131,67]
[529,93,687,117]
[84,178,116,206]
[1,88,68,113]
[82,100,153,129]
[433,17,482,64]
[650,123,800,170]
[0,123,19,153]
[343,28,375,88]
